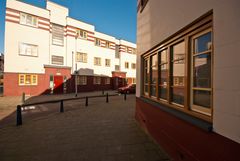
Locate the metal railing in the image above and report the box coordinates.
[16,92,128,126]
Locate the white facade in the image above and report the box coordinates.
[4,0,136,78]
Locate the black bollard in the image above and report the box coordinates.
[60,100,64,112]
[16,105,22,126]
[124,91,127,101]
[22,92,25,104]
[106,93,109,103]
[85,96,88,106]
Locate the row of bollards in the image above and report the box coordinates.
[16,92,128,126]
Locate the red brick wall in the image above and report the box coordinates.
[136,97,240,161]
[4,73,47,96]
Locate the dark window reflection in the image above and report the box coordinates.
[193,90,211,108]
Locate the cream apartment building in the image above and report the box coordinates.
[4,0,136,96]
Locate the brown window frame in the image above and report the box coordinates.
[141,13,213,122]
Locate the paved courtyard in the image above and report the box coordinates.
[0,93,170,161]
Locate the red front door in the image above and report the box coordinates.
[54,76,63,94]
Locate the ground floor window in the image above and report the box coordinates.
[77,76,87,85]
[142,12,213,121]
[94,77,101,84]
[105,77,110,84]
[19,74,38,85]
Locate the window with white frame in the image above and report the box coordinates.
[19,43,38,57]
[76,52,87,63]
[94,57,101,66]
[52,55,64,65]
[52,23,64,46]
[105,59,110,67]
[20,12,38,27]
[105,77,110,84]
[94,77,101,84]
[19,74,38,85]
[77,76,87,85]
[77,29,87,39]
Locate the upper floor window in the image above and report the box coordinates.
[52,24,64,46]
[125,62,129,69]
[52,55,64,65]
[105,59,111,67]
[94,57,101,66]
[20,12,38,27]
[131,63,136,69]
[19,43,38,57]
[106,42,110,48]
[77,29,87,39]
[115,65,120,71]
[95,38,101,46]
[115,45,120,58]
[76,52,87,63]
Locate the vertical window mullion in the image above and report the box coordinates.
[184,37,190,110]
[167,48,171,104]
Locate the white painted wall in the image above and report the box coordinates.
[137,0,240,143]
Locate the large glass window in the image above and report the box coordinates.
[191,30,212,115]
[150,54,157,97]
[143,59,149,95]
[171,41,185,105]
[76,52,87,63]
[158,50,168,100]
[141,14,213,121]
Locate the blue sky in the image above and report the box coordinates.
[0,0,137,54]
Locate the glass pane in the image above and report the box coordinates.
[151,54,157,66]
[173,62,185,86]
[160,65,167,86]
[144,85,148,94]
[193,54,211,88]
[160,50,167,64]
[193,90,211,108]
[151,66,157,84]
[172,87,184,105]
[159,86,167,100]
[173,41,185,60]
[150,85,156,97]
[194,32,212,53]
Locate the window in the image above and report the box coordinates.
[94,57,101,66]
[19,43,38,57]
[95,38,101,46]
[76,29,87,39]
[20,12,38,27]
[133,78,136,84]
[142,14,213,120]
[115,45,120,58]
[77,76,87,85]
[19,74,38,85]
[52,24,64,46]
[115,65,120,71]
[76,52,87,63]
[125,62,129,69]
[171,41,185,106]
[94,77,101,84]
[105,59,110,67]
[131,63,136,69]
[105,77,110,84]
[52,55,64,65]
[106,42,110,48]
[191,30,212,115]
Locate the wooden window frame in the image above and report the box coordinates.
[77,76,87,85]
[141,13,213,122]
[18,74,38,86]
[94,77,101,85]
[105,77,110,85]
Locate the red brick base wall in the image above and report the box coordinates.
[135,97,240,161]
